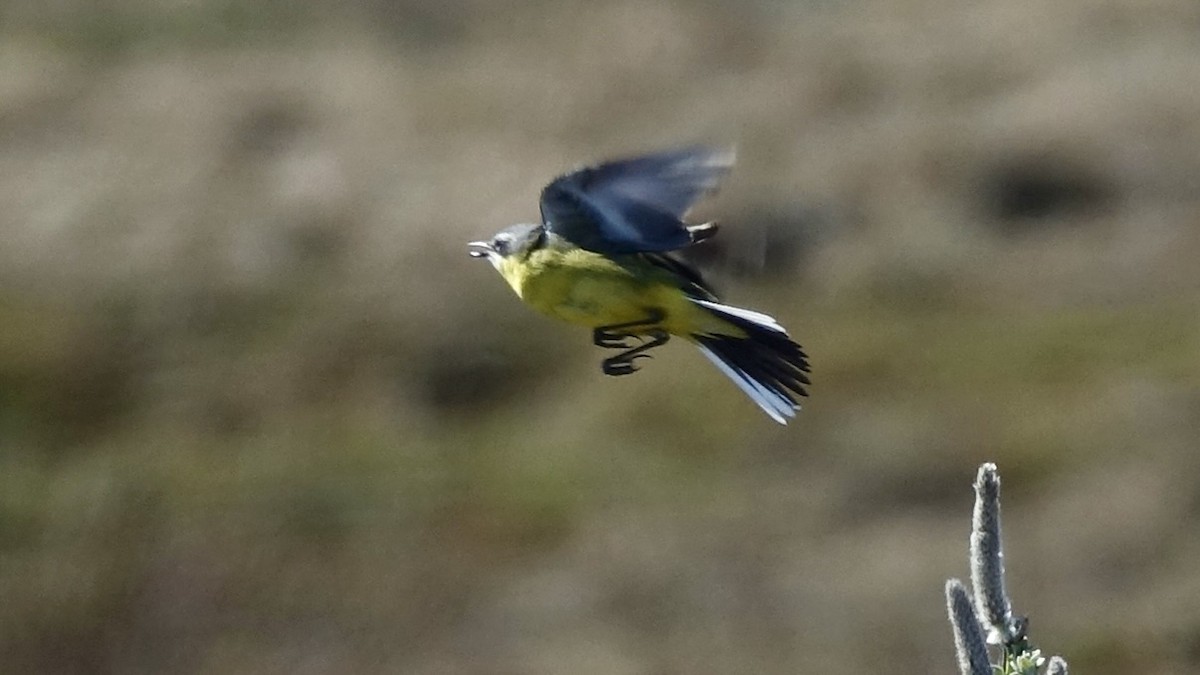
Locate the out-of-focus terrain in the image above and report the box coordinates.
[1,1,1199,673]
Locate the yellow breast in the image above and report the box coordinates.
[495,247,727,336]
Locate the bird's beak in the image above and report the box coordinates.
[467,241,494,258]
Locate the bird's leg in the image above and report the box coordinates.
[601,329,670,376]
[593,308,666,349]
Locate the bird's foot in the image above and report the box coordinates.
[592,309,666,349]
[593,328,638,350]
[602,353,652,376]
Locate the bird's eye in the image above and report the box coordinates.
[492,235,511,255]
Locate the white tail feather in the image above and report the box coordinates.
[696,343,797,424]
[690,298,785,333]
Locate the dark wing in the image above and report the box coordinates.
[642,252,718,301]
[539,146,734,255]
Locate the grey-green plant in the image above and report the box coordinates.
[944,463,1069,675]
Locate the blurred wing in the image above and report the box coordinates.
[539,146,734,254]
[642,252,718,300]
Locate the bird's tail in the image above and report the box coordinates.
[689,298,811,424]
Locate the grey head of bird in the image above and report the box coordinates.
[468,223,546,270]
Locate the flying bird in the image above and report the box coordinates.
[468,146,810,423]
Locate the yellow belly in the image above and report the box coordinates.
[497,248,726,336]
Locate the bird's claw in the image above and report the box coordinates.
[601,353,652,377]
[602,360,635,376]
[594,330,637,349]
[593,310,667,349]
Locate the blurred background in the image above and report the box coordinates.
[1,0,1199,672]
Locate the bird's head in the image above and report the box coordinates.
[468,223,546,271]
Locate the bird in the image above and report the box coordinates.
[467,146,810,423]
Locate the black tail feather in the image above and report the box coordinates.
[692,302,810,423]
